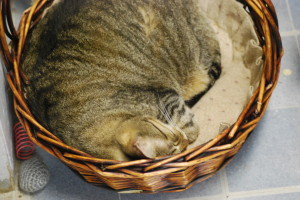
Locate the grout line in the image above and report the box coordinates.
[284,0,300,54]
[294,34,300,55]
[280,30,300,37]
[267,105,300,111]
[228,185,300,199]
[172,194,227,200]
[280,0,300,54]
[118,193,122,200]
[191,194,226,200]
[178,193,228,200]
[0,191,14,200]
[11,159,32,200]
[220,170,230,199]
[175,184,300,200]
[120,193,227,200]
[285,0,296,30]
[296,35,300,55]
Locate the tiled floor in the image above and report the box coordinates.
[1,0,300,199]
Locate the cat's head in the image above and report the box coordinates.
[116,117,189,159]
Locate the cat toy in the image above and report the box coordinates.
[14,122,50,193]
[14,122,35,160]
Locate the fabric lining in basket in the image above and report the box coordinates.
[0,0,283,193]
[190,0,263,148]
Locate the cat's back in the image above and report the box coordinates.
[21,0,215,135]
[23,0,192,85]
[21,0,167,130]
[20,0,221,159]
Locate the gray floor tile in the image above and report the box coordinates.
[272,0,293,32]
[268,36,300,109]
[121,173,223,200]
[121,193,163,200]
[0,192,14,200]
[298,35,300,52]
[31,147,119,200]
[288,0,300,30]
[231,192,300,200]
[225,107,300,192]
[9,0,300,200]
[11,0,30,26]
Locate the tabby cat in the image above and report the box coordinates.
[22,0,221,161]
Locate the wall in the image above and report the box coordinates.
[0,0,32,192]
[0,63,14,192]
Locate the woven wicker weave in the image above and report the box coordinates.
[0,0,283,193]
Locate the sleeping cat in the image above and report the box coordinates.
[21,0,221,161]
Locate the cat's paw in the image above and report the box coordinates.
[184,53,222,107]
[207,49,222,86]
[208,61,222,82]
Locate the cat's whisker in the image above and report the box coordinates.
[145,117,188,148]
[158,107,172,126]
[157,99,188,147]
[158,100,175,126]
[157,91,176,126]
[145,118,177,139]
[162,106,186,136]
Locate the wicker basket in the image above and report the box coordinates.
[0,0,283,193]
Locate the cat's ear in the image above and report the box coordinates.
[133,136,157,158]
[116,118,180,159]
[117,130,158,158]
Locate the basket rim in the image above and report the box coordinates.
[0,0,283,193]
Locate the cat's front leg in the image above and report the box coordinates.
[207,52,222,87]
[157,90,199,144]
[184,52,222,107]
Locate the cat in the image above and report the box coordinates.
[21,0,221,161]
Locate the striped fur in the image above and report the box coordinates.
[21,0,221,161]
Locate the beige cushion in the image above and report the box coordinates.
[189,0,263,148]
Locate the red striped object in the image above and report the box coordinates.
[14,122,34,160]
